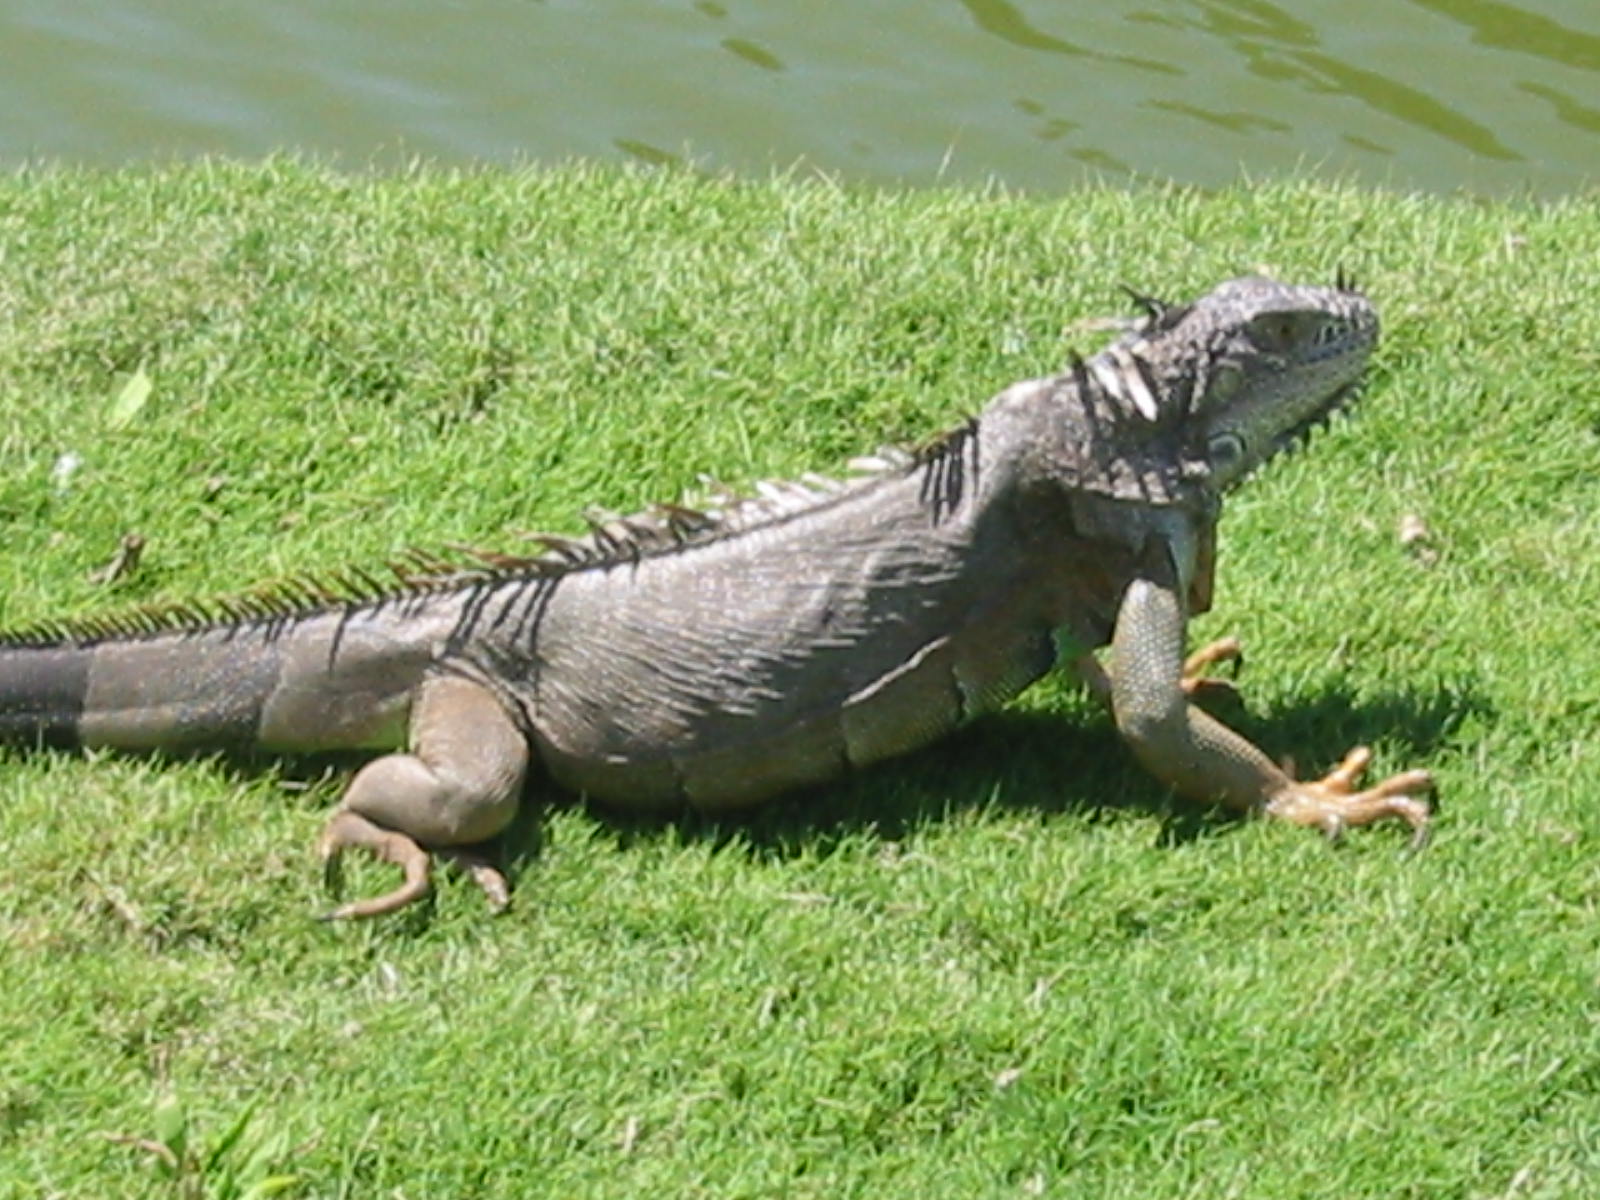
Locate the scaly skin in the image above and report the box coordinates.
[1106,552,1430,844]
[0,275,1434,918]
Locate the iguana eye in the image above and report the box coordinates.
[1208,432,1246,471]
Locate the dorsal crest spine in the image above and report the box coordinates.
[0,421,981,649]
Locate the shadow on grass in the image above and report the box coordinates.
[537,676,1489,868]
[161,675,1485,921]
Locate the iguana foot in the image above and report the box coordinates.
[317,811,431,920]
[437,845,511,914]
[1181,636,1243,701]
[1263,747,1434,849]
[316,813,512,920]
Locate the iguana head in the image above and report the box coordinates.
[1109,274,1379,491]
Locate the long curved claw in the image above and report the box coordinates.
[316,814,513,920]
[316,811,433,921]
[1264,745,1435,849]
[1181,635,1244,702]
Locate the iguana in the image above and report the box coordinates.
[0,274,1433,919]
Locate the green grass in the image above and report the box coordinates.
[1,159,1599,1198]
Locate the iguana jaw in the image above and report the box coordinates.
[1181,276,1380,490]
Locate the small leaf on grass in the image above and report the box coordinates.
[86,533,146,585]
[151,1093,188,1166]
[240,1176,302,1199]
[108,364,153,429]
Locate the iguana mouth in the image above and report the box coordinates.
[1278,378,1364,455]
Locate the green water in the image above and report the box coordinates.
[3,0,1596,193]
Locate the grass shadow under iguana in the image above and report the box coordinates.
[593,677,1482,867]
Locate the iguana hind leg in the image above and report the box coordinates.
[1108,566,1433,844]
[317,674,528,920]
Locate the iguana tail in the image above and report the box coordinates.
[0,634,283,750]
[0,642,93,746]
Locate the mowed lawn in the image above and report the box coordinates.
[1,161,1597,1198]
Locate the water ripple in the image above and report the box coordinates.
[1280,47,1522,161]
[721,37,785,73]
[957,0,1182,73]
[1404,0,1600,73]
[1518,81,1600,135]
[0,0,1593,195]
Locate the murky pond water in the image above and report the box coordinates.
[3,0,1596,194]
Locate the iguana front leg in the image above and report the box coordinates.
[317,674,529,920]
[1105,566,1433,844]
